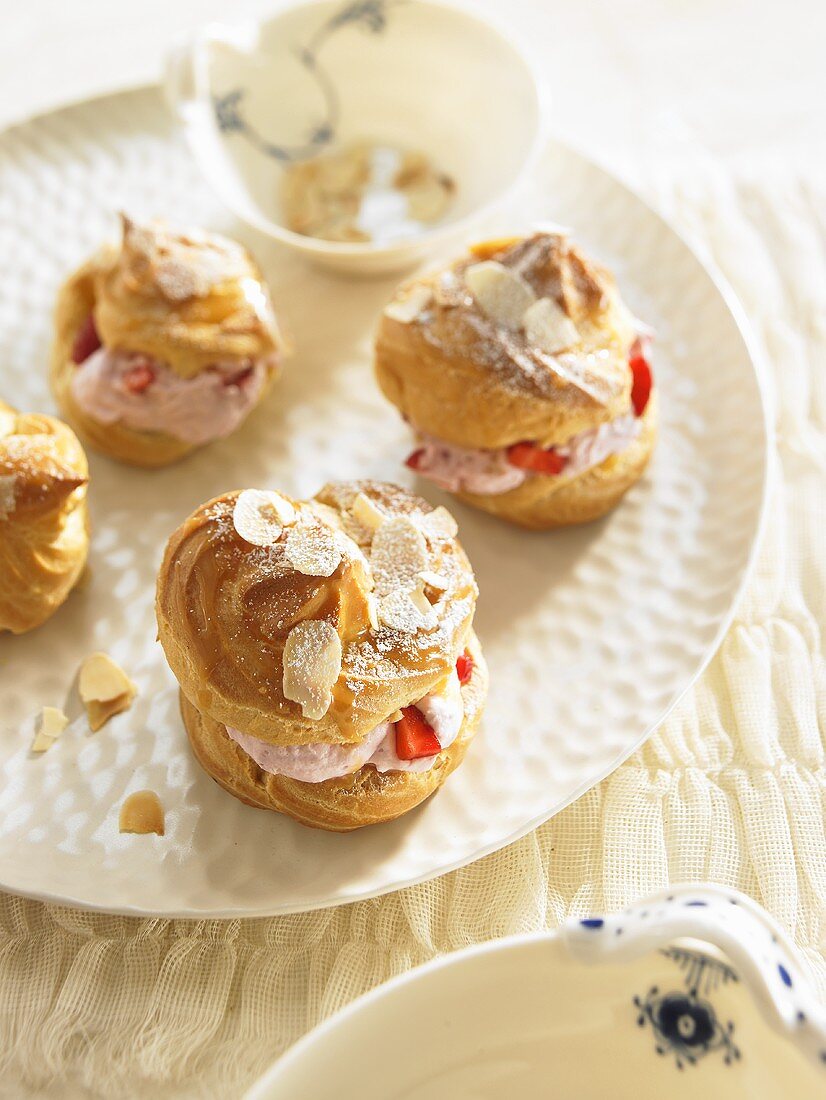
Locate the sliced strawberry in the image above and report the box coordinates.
[405,448,426,471]
[630,353,653,417]
[71,314,102,364]
[507,441,567,475]
[456,649,474,686]
[123,362,156,394]
[395,706,441,760]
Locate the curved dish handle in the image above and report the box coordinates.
[163,20,261,120]
[561,883,826,1069]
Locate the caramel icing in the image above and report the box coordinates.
[157,481,477,745]
[90,216,283,379]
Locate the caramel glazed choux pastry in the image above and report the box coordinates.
[156,481,487,831]
[0,401,89,633]
[374,230,657,529]
[51,215,285,467]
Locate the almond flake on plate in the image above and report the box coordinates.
[31,706,69,753]
[119,790,165,836]
[465,260,536,329]
[78,652,137,731]
[233,489,296,546]
[282,620,342,720]
[384,285,432,324]
[370,516,429,596]
[523,296,579,354]
[416,506,458,541]
[285,519,343,577]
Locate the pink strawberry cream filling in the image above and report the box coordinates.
[70,347,271,445]
[409,412,642,496]
[226,669,465,783]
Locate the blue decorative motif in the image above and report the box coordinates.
[213,0,406,163]
[633,948,741,1069]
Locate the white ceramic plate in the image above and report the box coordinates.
[0,88,767,917]
[246,886,826,1098]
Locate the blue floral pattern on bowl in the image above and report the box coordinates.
[563,884,826,1072]
[213,0,405,163]
[634,948,740,1069]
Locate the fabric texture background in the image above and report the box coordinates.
[1,3,825,1096]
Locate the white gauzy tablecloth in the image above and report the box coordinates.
[1,1,825,1097]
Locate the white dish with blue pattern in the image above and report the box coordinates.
[164,0,546,273]
[247,885,826,1098]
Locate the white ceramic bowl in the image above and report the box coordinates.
[247,885,826,1098]
[164,0,545,274]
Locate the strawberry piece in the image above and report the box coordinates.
[456,650,474,686]
[507,442,567,475]
[123,362,156,395]
[395,706,441,760]
[630,353,653,417]
[405,448,426,471]
[71,314,102,364]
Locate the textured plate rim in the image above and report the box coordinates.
[0,87,770,918]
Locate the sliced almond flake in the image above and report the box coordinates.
[305,500,343,529]
[79,652,137,732]
[523,296,579,354]
[285,519,343,578]
[465,260,536,329]
[416,506,458,541]
[233,489,295,546]
[366,592,379,631]
[408,582,436,617]
[433,270,468,308]
[378,588,438,634]
[370,516,429,596]
[31,706,69,753]
[0,474,16,520]
[384,285,432,324]
[282,620,342,720]
[351,492,386,532]
[119,790,165,835]
[0,407,15,436]
[531,220,571,237]
[154,259,203,301]
[419,569,449,591]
